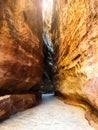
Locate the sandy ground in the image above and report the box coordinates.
[0,94,94,130]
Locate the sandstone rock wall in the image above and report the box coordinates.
[0,0,43,94]
[0,0,43,120]
[52,0,98,127]
[0,93,42,121]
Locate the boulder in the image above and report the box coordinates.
[0,0,43,94]
[0,93,42,121]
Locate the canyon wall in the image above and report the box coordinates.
[0,0,43,94]
[52,0,98,127]
[0,0,43,120]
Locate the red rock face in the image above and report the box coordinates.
[0,93,42,121]
[52,0,98,127]
[0,0,43,94]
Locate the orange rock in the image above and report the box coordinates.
[0,0,43,94]
[52,0,98,127]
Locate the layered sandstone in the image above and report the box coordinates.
[0,93,42,121]
[52,0,98,127]
[0,0,43,120]
[0,0,43,94]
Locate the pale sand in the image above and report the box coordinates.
[0,94,94,130]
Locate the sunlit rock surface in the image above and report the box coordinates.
[0,0,43,94]
[42,0,53,32]
[52,0,98,128]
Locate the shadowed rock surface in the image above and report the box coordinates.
[41,0,54,93]
[0,0,43,121]
[51,0,98,128]
[0,92,42,121]
[0,0,43,94]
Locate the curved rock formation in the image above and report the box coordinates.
[52,0,98,128]
[0,0,43,94]
[0,0,43,120]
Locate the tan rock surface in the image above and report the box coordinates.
[0,0,43,94]
[52,0,98,128]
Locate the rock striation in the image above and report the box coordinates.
[0,0,43,120]
[52,0,98,128]
[0,93,42,121]
[0,0,43,94]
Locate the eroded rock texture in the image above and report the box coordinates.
[0,0,43,120]
[52,0,98,127]
[0,0,43,94]
[0,92,42,121]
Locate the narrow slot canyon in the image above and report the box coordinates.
[0,0,98,130]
